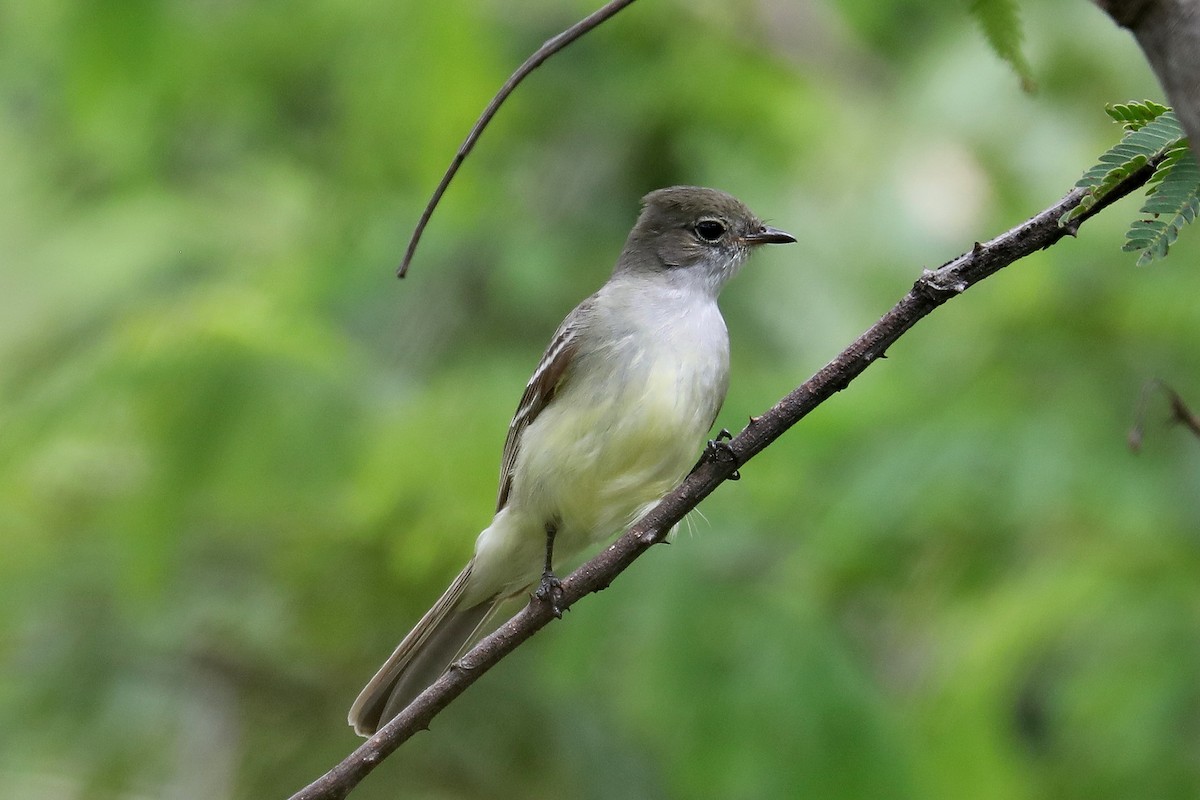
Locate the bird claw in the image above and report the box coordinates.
[703,428,741,480]
[534,571,565,618]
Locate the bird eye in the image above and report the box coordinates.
[694,220,726,242]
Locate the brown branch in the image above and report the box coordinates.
[289,161,1162,800]
[395,0,640,278]
[1130,379,1200,450]
[1168,390,1200,439]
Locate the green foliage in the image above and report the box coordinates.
[1124,143,1200,265]
[1064,101,1199,264]
[1060,104,1200,264]
[4,3,1200,800]
[1106,99,1171,131]
[967,0,1036,91]
[1072,106,1179,194]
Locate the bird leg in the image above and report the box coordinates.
[534,520,565,618]
[697,428,740,480]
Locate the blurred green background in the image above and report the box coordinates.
[3,0,1199,798]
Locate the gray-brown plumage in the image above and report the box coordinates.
[348,187,794,736]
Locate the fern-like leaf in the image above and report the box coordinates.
[1061,110,1185,225]
[1106,100,1170,131]
[1122,143,1200,265]
[968,0,1036,92]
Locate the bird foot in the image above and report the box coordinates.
[534,570,565,618]
[702,428,740,480]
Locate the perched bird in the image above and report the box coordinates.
[349,186,795,736]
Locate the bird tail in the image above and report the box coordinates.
[348,560,495,736]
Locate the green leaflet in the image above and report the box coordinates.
[1060,104,1197,265]
[1123,143,1200,265]
[968,0,1036,91]
[1105,100,1170,131]
[1073,110,1181,191]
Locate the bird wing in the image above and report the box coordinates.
[494,299,590,511]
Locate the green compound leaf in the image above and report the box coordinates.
[1106,100,1171,131]
[1061,109,1185,226]
[1122,142,1200,265]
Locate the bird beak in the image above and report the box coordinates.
[742,225,796,246]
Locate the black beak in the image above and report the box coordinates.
[742,225,796,246]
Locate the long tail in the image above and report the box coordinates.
[348,560,495,736]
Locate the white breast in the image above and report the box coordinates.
[511,281,730,557]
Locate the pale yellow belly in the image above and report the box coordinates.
[466,288,730,603]
[511,355,720,559]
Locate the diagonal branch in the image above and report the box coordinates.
[395,0,640,278]
[288,160,1161,800]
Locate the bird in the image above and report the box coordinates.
[349,186,795,736]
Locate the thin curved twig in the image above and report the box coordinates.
[288,157,1162,800]
[396,0,641,278]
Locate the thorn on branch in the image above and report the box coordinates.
[914,268,968,302]
[450,657,478,675]
[639,529,668,546]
